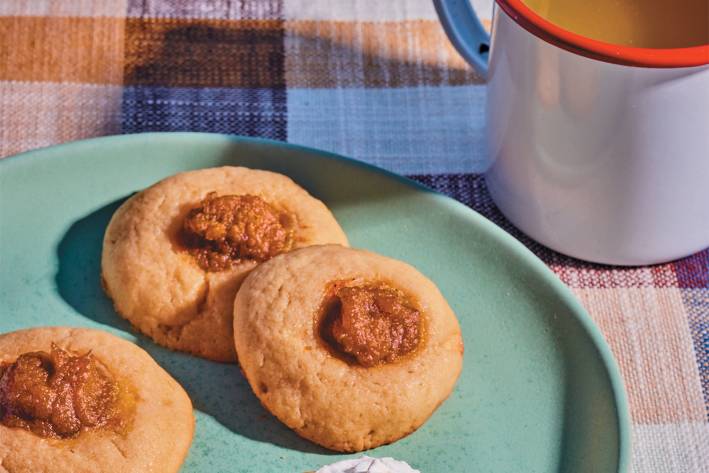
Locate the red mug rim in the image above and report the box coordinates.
[496,0,709,68]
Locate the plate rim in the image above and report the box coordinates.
[0,131,631,472]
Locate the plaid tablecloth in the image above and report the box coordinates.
[0,1,707,471]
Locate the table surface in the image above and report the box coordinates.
[0,1,706,471]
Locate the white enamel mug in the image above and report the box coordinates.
[434,0,709,265]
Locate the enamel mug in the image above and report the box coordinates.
[434,0,709,265]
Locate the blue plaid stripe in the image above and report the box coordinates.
[683,288,709,419]
[122,86,287,139]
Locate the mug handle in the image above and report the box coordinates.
[433,0,491,79]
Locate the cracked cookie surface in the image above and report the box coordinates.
[101,167,348,362]
[0,327,193,473]
[234,245,463,452]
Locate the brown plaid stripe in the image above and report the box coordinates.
[0,16,125,84]
[285,20,482,88]
[125,18,285,88]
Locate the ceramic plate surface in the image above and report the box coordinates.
[0,133,629,472]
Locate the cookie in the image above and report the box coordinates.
[0,327,194,473]
[101,167,348,362]
[234,245,463,452]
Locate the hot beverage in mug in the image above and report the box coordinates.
[522,0,708,48]
[434,0,709,265]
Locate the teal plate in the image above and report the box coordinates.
[0,133,629,473]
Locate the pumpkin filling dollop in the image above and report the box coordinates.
[321,283,421,367]
[182,193,292,272]
[0,345,123,439]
